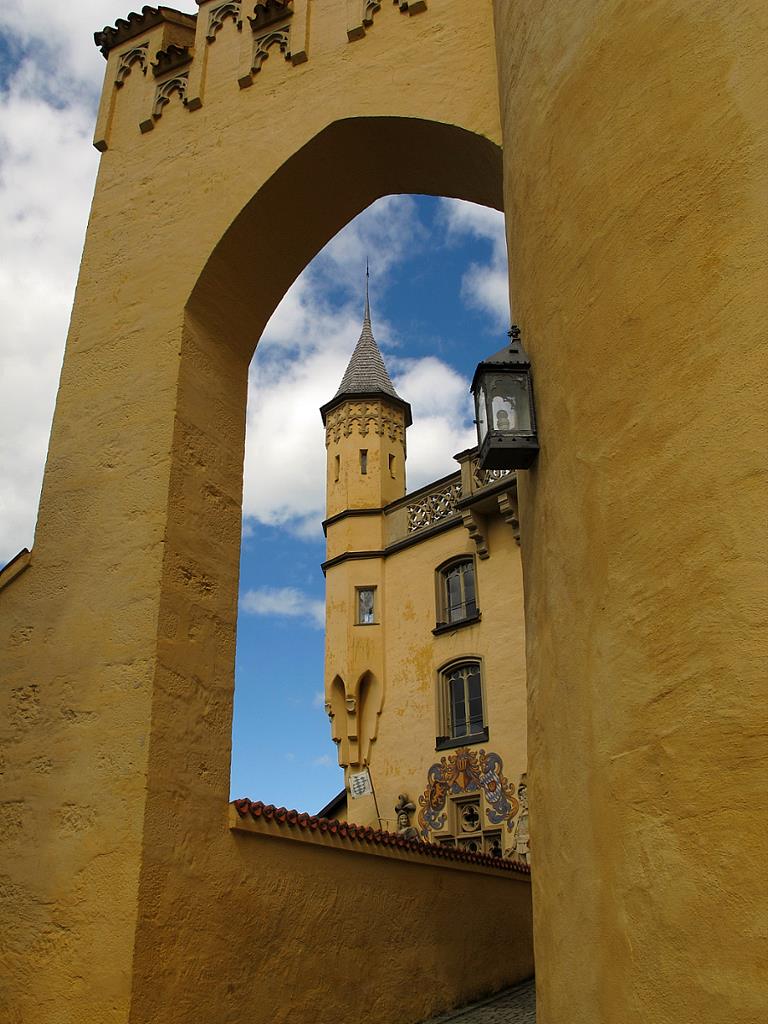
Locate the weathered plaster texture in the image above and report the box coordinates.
[493,1,768,1022]
[0,2,508,1022]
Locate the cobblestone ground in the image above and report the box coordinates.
[419,979,536,1024]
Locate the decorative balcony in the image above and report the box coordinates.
[383,448,518,557]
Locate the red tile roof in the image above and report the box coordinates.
[232,799,531,876]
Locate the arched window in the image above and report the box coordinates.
[436,659,488,750]
[436,557,478,629]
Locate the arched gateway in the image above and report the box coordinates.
[0,3,764,1024]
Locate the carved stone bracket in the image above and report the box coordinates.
[248,0,293,32]
[237,28,291,87]
[207,1,243,42]
[461,507,489,560]
[347,0,380,41]
[396,0,427,13]
[139,73,189,133]
[497,488,521,546]
[115,44,149,87]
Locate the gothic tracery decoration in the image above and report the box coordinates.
[407,481,462,533]
[115,44,149,87]
[471,458,512,491]
[140,73,189,132]
[238,29,292,86]
[417,747,520,839]
[207,1,243,42]
[324,403,405,446]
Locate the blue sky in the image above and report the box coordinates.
[234,196,509,811]
[0,2,510,814]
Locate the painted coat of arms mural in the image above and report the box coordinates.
[417,747,520,839]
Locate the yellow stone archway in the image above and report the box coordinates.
[0,2,764,1022]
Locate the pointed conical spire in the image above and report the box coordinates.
[363,259,371,323]
[320,270,412,425]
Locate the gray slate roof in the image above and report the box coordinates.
[333,303,403,402]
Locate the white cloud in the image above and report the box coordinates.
[240,586,325,629]
[312,691,326,710]
[0,63,99,564]
[0,1,198,88]
[439,198,510,329]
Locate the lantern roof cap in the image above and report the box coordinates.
[471,325,531,391]
[320,270,412,425]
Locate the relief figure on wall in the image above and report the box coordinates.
[508,773,530,866]
[394,793,419,840]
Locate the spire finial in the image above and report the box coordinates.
[364,260,371,323]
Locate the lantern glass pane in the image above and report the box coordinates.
[476,384,488,442]
[489,373,532,433]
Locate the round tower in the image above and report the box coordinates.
[320,281,411,520]
[320,280,411,778]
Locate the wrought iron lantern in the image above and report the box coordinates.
[471,325,539,470]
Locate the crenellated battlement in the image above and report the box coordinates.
[92,0,428,151]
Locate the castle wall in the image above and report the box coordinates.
[493,1,767,1021]
[329,515,527,851]
[0,3,505,1021]
[127,803,534,1024]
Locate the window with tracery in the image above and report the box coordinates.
[436,558,478,628]
[436,659,488,749]
[437,795,503,858]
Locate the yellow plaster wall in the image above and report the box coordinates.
[324,398,408,519]
[380,517,526,838]
[0,3,506,1021]
[493,1,768,1021]
[325,510,527,844]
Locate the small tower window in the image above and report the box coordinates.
[356,587,376,625]
[360,449,368,475]
[388,453,396,478]
[334,454,340,482]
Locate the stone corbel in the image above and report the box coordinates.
[497,488,521,546]
[347,0,380,41]
[461,507,489,560]
[288,0,309,64]
[396,0,427,14]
